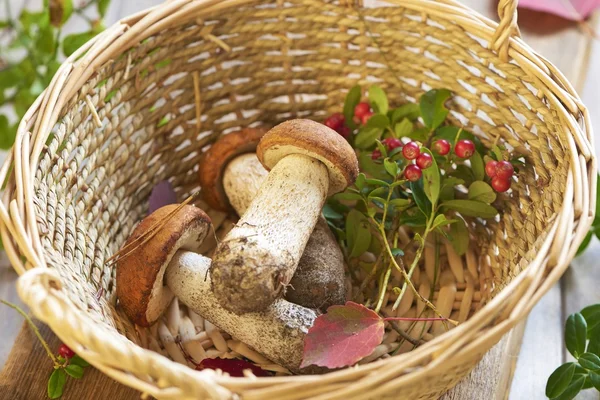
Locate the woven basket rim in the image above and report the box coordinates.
[0,0,596,398]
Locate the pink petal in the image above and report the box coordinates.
[518,0,600,20]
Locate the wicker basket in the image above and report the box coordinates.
[0,0,595,398]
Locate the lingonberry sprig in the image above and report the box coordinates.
[0,299,90,399]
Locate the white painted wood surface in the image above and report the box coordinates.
[1,1,599,399]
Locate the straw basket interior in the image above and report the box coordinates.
[2,0,593,399]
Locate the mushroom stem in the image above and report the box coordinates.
[166,251,318,373]
[223,153,347,310]
[212,153,329,314]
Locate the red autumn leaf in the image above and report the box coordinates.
[300,301,384,369]
[148,180,177,214]
[519,0,600,20]
[196,358,270,377]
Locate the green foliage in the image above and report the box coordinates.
[577,174,600,255]
[0,0,110,149]
[547,306,600,398]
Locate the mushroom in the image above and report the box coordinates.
[116,204,318,373]
[211,119,359,314]
[199,128,346,310]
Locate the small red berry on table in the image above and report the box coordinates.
[485,160,498,178]
[58,343,75,359]
[402,142,420,160]
[354,102,371,119]
[494,160,514,180]
[416,153,433,170]
[361,111,374,125]
[381,137,402,151]
[404,164,422,182]
[371,149,382,160]
[454,139,475,159]
[324,113,345,131]
[491,176,511,192]
[432,139,450,156]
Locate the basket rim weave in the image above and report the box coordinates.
[0,0,596,398]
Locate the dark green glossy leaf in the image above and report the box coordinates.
[450,165,475,186]
[343,85,362,128]
[576,232,592,256]
[383,159,398,178]
[48,369,66,399]
[546,363,576,398]
[368,85,388,115]
[470,151,485,181]
[65,364,84,379]
[551,373,585,400]
[441,200,498,219]
[323,204,344,220]
[588,330,600,355]
[393,118,412,138]
[420,89,451,130]
[468,181,496,204]
[399,209,427,227]
[334,192,364,202]
[410,179,431,217]
[590,372,600,391]
[365,178,390,187]
[566,313,587,358]
[346,209,372,258]
[581,304,600,339]
[358,151,388,180]
[440,177,464,201]
[391,103,420,124]
[421,148,440,208]
[69,355,90,368]
[63,31,96,57]
[579,353,600,371]
[355,127,383,149]
[447,217,469,256]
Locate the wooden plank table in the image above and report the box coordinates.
[1,1,599,399]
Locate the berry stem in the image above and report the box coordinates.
[383,317,452,322]
[0,299,59,365]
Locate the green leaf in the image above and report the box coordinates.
[399,209,427,227]
[358,151,389,180]
[334,192,364,202]
[343,85,362,128]
[365,178,389,187]
[576,232,592,256]
[365,114,389,129]
[468,181,497,204]
[470,151,485,181]
[390,248,404,257]
[63,31,96,57]
[405,128,429,142]
[440,177,464,201]
[62,0,73,24]
[35,25,56,55]
[551,373,585,400]
[346,209,372,258]
[65,364,84,379]
[590,372,600,391]
[0,66,23,89]
[581,304,600,339]
[355,127,383,149]
[431,214,455,230]
[391,103,420,124]
[69,355,90,368]
[566,313,587,358]
[389,198,411,210]
[588,330,600,355]
[546,363,576,398]
[15,91,35,118]
[421,149,440,208]
[355,173,366,191]
[383,159,398,178]
[98,0,111,17]
[48,369,67,399]
[447,217,469,256]
[157,116,169,128]
[410,180,431,217]
[420,89,451,130]
[368,85,388,115]
[393,118,412,139]
[441,200,498,219]
[435,126,485,154]
[323,204,344,220]
[579,353,600,371]
[368,187,388,199]
[450,165,475,186]
[0,116,16,150]
[20,10,49,32]
[492,145,503,161]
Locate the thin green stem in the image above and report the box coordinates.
[374,265,391,313]
[0,299,58,365]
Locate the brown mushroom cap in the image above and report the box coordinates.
[199,128,268,212]
[256,119,359,195]
[116,204,212,327]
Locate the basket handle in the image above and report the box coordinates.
[491,0,521,61]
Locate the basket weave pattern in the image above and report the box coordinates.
[0,0,595,399]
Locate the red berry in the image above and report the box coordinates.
[354,102,371,119]
[491,176,511,192]
[402,141,420,160]
[324,113,345,131]
[416,153,433,169]
[485,160,498,178]
[454,139,475,159]
[404,164,422,182]
[58,344,75,359]
[495,161,514,180]
[381,137,402,150]
[337,126,351,139]
[361,111,374,125]
[371,149,382,160]
[432,139,450,156]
